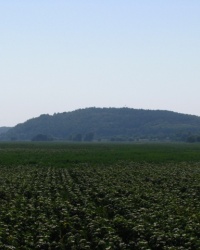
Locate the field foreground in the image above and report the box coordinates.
[0,143,200,249]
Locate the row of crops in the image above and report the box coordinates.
[0,162,200,249]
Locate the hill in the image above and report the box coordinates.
[1,107,200,142]
[0,127,11,135]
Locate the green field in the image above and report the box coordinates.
[0,142,200,249]
[1,142,200,167]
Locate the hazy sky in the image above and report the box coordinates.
[1,1,200,126]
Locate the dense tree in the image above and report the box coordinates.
[73,133,82,142]
[84,132,94,141]
[2,108,200,142]
[32,134,53,141]
[186,135,200,143]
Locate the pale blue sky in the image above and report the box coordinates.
[0,1,200,126]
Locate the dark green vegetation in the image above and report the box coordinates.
[1,142,200,167]
[2,107,200,141]
[0,142,200,249]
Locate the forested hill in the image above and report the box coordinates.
[0,127,11,135]
[1,108,200,142]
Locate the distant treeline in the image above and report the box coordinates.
[186,135,200,143]
[32,132,95,142]
[1,107,200,142]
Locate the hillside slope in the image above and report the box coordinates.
[0,127,11,135]
[1,107,200,141]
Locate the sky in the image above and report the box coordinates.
[0,1,200,126]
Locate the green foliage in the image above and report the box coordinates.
[32,134,53,141]
[73,133,82,142]
[2,107,200,141]
[186,135,200,143]
[0,162,200,249]
[0,143,200,248]
[84,132,94,141]
[1,142,200,167]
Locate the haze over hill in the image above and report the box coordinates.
[0,127,11,135]
[1,108,200,142]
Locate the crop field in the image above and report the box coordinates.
[0,143,200,249]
